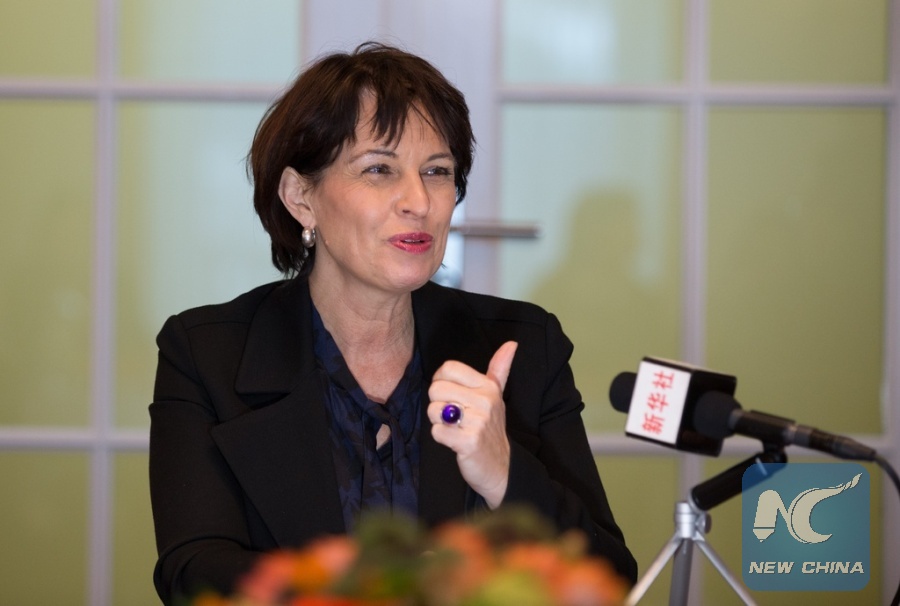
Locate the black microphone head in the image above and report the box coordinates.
[693,391,741,439]
[609,372,637,413]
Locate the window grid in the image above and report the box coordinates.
[496,0,900,601]
[0,0,292,602]
[0,0,897,603]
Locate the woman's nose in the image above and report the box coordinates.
[397,173,430,216]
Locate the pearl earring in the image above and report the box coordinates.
[301,227,316,249]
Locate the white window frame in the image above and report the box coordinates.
[0,0,897,603]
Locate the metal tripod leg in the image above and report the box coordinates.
[694,538,756,605]
[625,501,757,606]
[625,534,683,605]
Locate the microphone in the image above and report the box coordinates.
[609,357,736,457]
[693,391,876,461]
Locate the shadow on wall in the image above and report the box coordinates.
[527,188,680,432]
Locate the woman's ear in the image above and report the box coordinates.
[278,167,315,227]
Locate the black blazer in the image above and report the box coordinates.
[149,277,637,602]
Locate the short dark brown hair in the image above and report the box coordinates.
[248,41,475,276]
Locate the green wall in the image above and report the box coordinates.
[0,0,892,604]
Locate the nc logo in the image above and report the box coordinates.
[752,473,862,544]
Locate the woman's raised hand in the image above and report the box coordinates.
[427,341,518,509]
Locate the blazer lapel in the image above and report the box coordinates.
[211,278,345,545]
[413,282,495,525]
[209,279,497,541]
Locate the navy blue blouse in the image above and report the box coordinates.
[311,306,422,531]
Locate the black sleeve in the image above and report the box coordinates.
[149,315,260,604]
[501,313,638,584]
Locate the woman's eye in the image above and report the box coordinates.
[424,166,453,177]
[364,164,391,175]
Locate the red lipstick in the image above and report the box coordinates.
[389,232,434,253]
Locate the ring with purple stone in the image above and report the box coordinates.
[441,403,462,425]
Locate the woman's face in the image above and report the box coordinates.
[284,96,458,300]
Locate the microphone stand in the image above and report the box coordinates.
[626,446,786,606]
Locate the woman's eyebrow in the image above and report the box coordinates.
[349,148,396,163]
[349,150,453,163]
[427,152,453,162]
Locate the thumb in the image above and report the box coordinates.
[487,341,518,392]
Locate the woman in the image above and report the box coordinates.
[149,42,636,603]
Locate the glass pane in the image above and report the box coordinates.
[699,457,883,605]
[0,452,88,603]
[499,105,682,432]
[600,455,678,605]
[116,101,282,428]
[0,101,94,426]
[0,0,95,77]
[503,0,684,85]
[709,0,889,83]
[118,0,301,83]
[113,453,158,606]
[707,108,884,434]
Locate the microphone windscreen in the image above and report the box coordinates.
[693,391,740,439]
[609,372,637,413]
